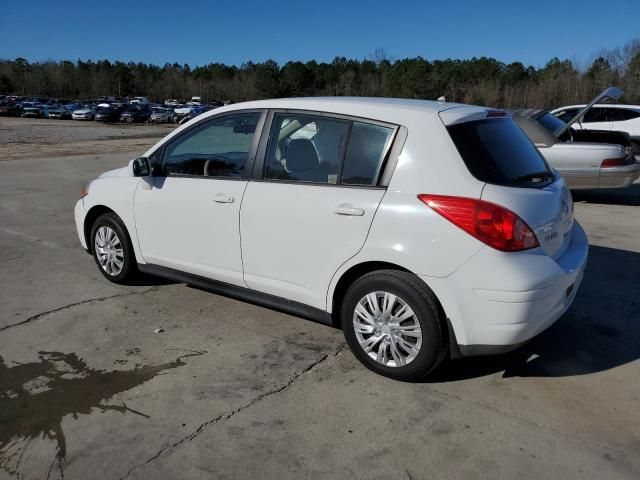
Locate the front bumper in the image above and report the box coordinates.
[425,221,589,355]
[74,199,88,250]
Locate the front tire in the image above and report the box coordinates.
[341,270,447,381]
[90,212,137,283]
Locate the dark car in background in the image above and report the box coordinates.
[48,106,73,119]
[94,106,123,122]
[120,105,151,123]
[0,101,20,116]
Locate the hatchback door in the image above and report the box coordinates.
[134,111,264,286]
[240,112,397,310]
[444,112,574,259]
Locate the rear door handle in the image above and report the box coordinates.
[334,204,365,216]
[213,193,234,204]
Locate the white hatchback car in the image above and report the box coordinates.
[74,97,588,381]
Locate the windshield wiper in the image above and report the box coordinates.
[514,171,552,182]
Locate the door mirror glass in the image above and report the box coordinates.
[132,157,151,177]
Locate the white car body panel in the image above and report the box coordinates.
[133,177,247,286]
[551,104,640,139]
[241,183,385,310]
[75,97,590,356]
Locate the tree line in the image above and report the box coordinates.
[1,40,640,109]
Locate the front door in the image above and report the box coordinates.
[134,111,264,286]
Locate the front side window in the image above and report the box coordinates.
[163,112,261,177]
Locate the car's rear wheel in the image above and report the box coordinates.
[341,270,447,381]
[90,212,136,283]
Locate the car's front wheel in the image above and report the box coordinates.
[90,212,137,283]
[341,270,447,381]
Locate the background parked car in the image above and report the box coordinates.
[72,106,95,120]
[120,105,151,123]
[0,101,19,116]
[512,110,639,189]
[21,105,47,118]
[47,105,73,119]
[551,104,640,141]
[94,106,123,122]
[149,106,176,123]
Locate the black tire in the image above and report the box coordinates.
[90,212,137,283]
[341,270,447,381]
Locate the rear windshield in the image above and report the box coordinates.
[447,118,554,187]
[537,112,567,137]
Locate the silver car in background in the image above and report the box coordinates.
[513,88,640,189]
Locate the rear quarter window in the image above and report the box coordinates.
[341,122,394,186]
[447,118,553,187]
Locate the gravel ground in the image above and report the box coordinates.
[0,117,175,160]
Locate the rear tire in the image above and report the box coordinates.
[341,270,447,381]
[90,212,137,283]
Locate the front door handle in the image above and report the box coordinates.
[213,193,234,204]
[334,203,365,216]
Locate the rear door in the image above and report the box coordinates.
[581,107,613,131]
[240,111,397,310]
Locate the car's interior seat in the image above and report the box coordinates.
[285,139,326,182]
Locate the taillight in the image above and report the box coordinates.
[418,194,539,252]
[601,157,626,168]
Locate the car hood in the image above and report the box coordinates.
[98,166,130,178]
[74,109,92,114]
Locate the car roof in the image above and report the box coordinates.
[209,96,473,123]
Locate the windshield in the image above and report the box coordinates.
[447,118,554,187]
[537,113,568,138]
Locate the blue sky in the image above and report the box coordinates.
[1,0,637,68]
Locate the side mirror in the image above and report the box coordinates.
[132,157,151,177]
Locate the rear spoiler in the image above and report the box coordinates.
[439,106,509,126]
[556,86,623,138]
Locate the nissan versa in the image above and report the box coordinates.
[74,97,588,381]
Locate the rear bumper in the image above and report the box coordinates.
[599,162,640,189]
[425,221,589,356]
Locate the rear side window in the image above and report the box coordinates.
[583,108,608,123]
[447,118,553,187]
[264,114,394,186]
[618,108,640,121]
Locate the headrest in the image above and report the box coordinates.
[286,139,319,171]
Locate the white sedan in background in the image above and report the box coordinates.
[72,107,95,120]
